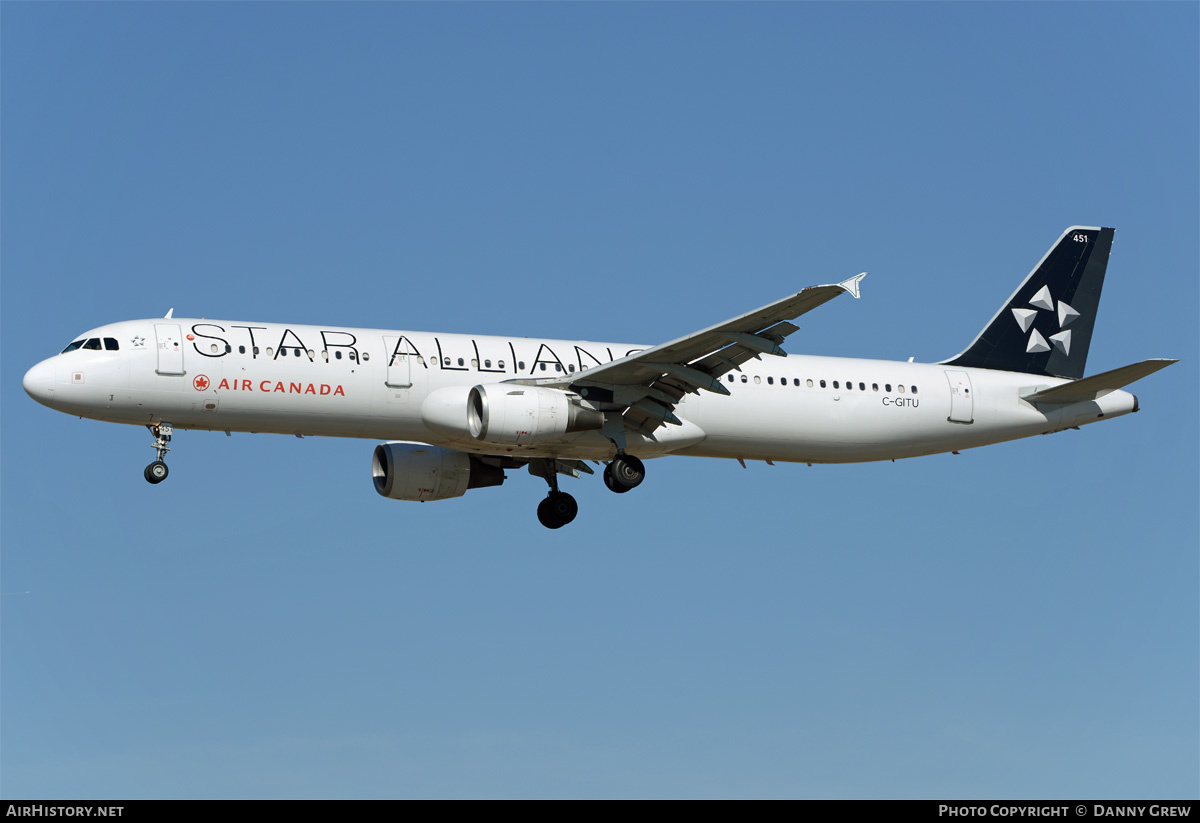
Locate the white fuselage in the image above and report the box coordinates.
[23,317,1138,465]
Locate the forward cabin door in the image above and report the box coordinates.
[384,336,412,388]
[155,324,186,375]
[945,369,974,424]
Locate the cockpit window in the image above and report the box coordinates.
[61,340,85,353]
[82,338,102,350]
[104,338,119,351]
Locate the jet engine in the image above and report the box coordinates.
[467,384,604,445]
[421,384,604,446]
[372,442,504,502]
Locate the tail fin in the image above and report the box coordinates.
[942,226,1114,379]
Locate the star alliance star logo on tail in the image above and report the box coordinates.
[1011,284,1078,355]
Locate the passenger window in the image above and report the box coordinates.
[239,346,246,354]
[253,346,260,356]
[280,348,288,357]
[471,359,478,368]
[266,347,274,357]
[457,358,464,367]
[820,380,826,388]
[833,381,839,389]
[727,375,735,383]
[321,350,328,361]
[484,360,491,368]
[794,379,800,386]
[898,384,905,393]
[753,375,761,384]
[555,364,562,372]
[859,382,865,391]
[885,383,892,392]
[518,361,526,370]
[872,383,878,391]
[498,360,505,369]
[911,386,918,394]
[361,353,369,362]
[83,338,102,350]
[568,364,575,372]
[846,380,853,390]
[767,377,774,385]
[806,379,813,387]
[307,349,314,358]
[335,351,343,360]
[211,344,219,353]
[540,363,547,371]
[741,375,748,383]
[104,338,119,351]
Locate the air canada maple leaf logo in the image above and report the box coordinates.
[1011,285,1078,355]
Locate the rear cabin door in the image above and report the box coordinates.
[945,369,974,424]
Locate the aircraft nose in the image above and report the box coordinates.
[23,359,56,405]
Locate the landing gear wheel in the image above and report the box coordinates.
[537,491,578,529]
[603,464,625,493]
[144,460,169,484]
[604,454,645,493]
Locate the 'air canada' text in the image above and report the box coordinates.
[216,378,345,396]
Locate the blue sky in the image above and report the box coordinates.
[2,2,1196,799]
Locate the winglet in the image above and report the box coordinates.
[164,308,174,319]
[838,273,866,299]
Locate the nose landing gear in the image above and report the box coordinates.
[144,423,173,485]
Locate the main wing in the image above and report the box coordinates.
[514,274,865,437]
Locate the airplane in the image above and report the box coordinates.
[23,226,1176,529]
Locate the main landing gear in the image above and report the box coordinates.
[603,454,645,494]
[537,492,578,530]
[535,459,578,530]
[532,453,648,529]
[144,423,173,485]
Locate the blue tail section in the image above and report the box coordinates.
[943,226,1113,379]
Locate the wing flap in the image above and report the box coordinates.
[531,276,864,390]
[512,274,865,438]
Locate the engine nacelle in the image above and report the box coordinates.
[467,384,604,446]
[421,385,475,442]
[372,442,504,502]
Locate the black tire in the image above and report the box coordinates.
[536,491,578,529]
[603,462,629,494]
[607,455,645,492]
[144,461,169,484]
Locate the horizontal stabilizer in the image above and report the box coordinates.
[1021,359,1177,404]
